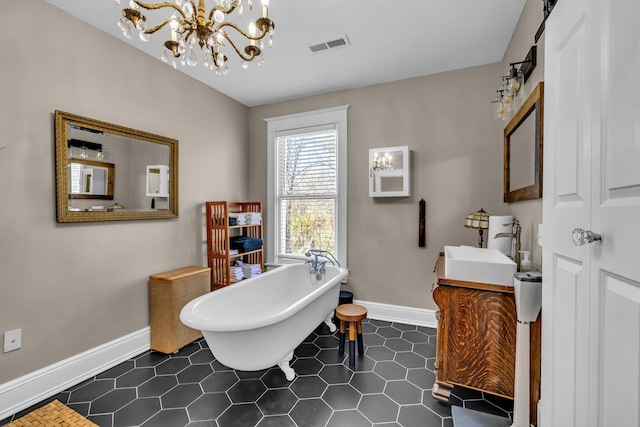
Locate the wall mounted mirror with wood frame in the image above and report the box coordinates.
[503,82,544,203]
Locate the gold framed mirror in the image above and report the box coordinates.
[55,110,179,222]
[503,82,544,203]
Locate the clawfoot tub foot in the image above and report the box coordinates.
[278,351,296,381]
[324,314,337,332]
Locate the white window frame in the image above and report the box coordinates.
[265,105,349,268]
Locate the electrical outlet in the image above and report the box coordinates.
[4,329,22,352]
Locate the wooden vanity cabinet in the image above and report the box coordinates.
[432,254,541,425]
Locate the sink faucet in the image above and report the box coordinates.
[494,219,522,270]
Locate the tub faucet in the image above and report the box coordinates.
[305,249,328,280]
[494,219,522,269]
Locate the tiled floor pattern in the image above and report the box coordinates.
[1,319,513,427]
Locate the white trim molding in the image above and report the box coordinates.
[354,300,438,329]
[0,328,150,420]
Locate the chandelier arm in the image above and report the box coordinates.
[216,21,270,42]
[188,0,198,17]
[131,0,190,34]
[208,4,236,22]
[132,0,186,17]
[142,18,183,35]
[220,34,257,62]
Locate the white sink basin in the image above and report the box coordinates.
[444,246,517,286]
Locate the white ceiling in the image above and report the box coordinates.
[46,0,526,107]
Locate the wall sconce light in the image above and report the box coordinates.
[372,151,393,174]
[493,45,537,120]
[464,208,490,248]
[68,139,104,160]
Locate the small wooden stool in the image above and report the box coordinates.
[336,304,367,366]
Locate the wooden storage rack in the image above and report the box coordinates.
[206,201,264,290]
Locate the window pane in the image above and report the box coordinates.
[278,198,335,255]
[277,130,336,197]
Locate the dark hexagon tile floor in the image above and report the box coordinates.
[0,319,513,427]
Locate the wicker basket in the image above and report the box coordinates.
[149,266,211,354]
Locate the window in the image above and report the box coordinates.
[265,105,348,267]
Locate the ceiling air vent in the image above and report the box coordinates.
[308,35,351,54]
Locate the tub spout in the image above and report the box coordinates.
[277,351,296,381]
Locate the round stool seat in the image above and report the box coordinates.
[336,304,367,322]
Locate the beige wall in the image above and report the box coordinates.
[249,64,505,310]
[0,1,249,383]
[499,0,545,271]
[249,0,545,309]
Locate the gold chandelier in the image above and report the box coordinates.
[115,0,275,74]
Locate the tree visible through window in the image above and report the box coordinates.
[277,130,336,256]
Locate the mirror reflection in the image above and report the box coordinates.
[508,113,536,190]
[68,158,114,199]
[146,165,170,197]
[503,82,544,203]
[55,110,179,222]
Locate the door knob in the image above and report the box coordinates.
[572,228,602,246]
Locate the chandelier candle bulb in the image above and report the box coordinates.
[249,21,257,46]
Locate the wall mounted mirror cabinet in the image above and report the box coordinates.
[146,165,170,197]
[503,82,544,203]
[369,145,411,197]
[55,110,179,223]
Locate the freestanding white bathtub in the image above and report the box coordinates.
[180,263,348,380]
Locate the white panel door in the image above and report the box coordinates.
[543,0,640,426]
[542,0,593,425]
[593,1,640,425]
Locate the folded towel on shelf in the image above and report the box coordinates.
[230,236,263,252]
[244,212,261,224]
[242,263,262,278]
[229,265,244,282]
[229,213,246,225]
[229,212,261,225]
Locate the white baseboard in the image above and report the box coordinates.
[354,299,437,329]
[0,327,150,420]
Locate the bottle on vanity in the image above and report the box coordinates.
[519,251,532,272]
